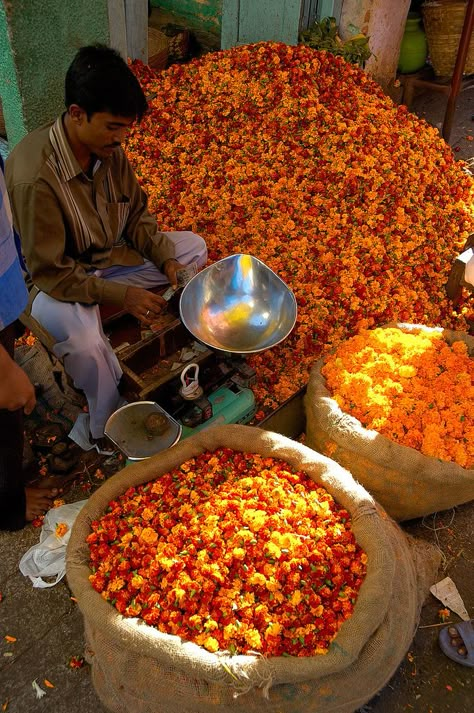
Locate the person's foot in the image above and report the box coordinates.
[25,472,76,493]
[25,486,58,521]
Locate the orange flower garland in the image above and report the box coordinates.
[88,449,367,656]
[322,327,474,467]
[127,43,474,416]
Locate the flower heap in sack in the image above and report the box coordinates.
[322,327,474,468]
[126,42,474,416]
[88,449,367,656]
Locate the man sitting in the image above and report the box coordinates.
[6,45,207,448]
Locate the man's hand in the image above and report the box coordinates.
[123,286,168,324]
[0,345,36,414]
[162,258,186,290]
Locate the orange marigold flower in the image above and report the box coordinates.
[55,522,68,538]
[87,449,367,657]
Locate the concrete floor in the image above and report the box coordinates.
[0,56,473,713]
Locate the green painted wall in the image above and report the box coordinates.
[0,0,110,148]
[151,0,221,33]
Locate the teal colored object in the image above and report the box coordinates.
[398,12,427,74]
[180,384,256,439]
[221,0,301,49]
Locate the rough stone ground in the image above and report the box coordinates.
[1,39,473,713]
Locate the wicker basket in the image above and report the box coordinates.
[148,27,169,71]
[422,0,474,76]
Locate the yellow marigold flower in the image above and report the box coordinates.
[131,574,144,589]
[158,557,175,571]
[398,365,417,378]
[203,636,219,653]
[189,615,203,630]
[290,590,303,606]
[232,547,246,560]
[265,622,282,637]
[169,587,186,605]
[264,541,281,559]
[248,572,266,586]
[223,624,238,640]
[242,509,267,531]
[265,578,281,592]
[203,618,219,632]
[244,628,262,650]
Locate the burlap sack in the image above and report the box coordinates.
[66,424,440,713]
[305,323,474,522]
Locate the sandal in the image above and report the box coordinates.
[439,620,474,668]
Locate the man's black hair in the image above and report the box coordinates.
[65,44,148,120]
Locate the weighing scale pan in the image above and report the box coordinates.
[104,401,182,461]
[179,254,297,354]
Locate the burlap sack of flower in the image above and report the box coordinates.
[66,424,440,713]
[305,323,474,522]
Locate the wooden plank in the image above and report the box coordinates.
[300,0,319,31]
[258,386,306,440]
[317,0,343,24]
[124,0,148,62]
[107,0,127,60]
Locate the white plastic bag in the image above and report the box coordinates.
[19,500,88,588]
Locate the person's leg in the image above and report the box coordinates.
[31,294,123,439]
[100,231,208,287]
[0,323,57,530]
[0,323,27,530]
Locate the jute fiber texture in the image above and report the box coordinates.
[305,323,474,521]
[66,424,440,713]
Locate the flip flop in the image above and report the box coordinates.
[439,620,474,668]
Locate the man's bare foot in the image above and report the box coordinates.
[30,474,76,492]
[25,486,58,521]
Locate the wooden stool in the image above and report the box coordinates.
[400,0,474,143]
[446,234,474,304]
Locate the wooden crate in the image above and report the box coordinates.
[148,27,169,70]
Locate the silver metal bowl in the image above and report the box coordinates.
[179,254,297,353]
[104,402,182,461]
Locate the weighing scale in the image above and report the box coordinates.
[104,254,297,461]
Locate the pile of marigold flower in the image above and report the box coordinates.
[127,42,474,415]
[88,449,367,656]
[322,327,474,467]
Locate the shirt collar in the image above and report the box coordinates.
[49,114,103,182]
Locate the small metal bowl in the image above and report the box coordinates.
[179,254,297,353]
[104,402,182,461]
